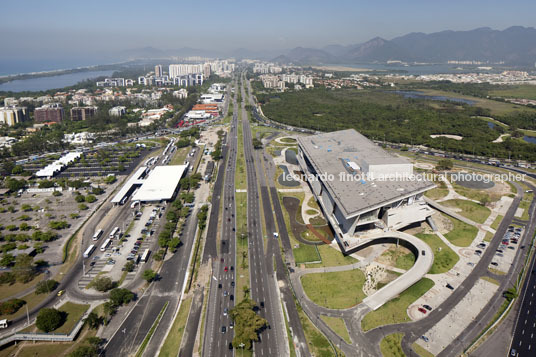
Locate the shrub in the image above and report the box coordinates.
[142,269,157,282]
[92,276,115,292]
[0,271,16,285]
[85,195,97,203]
[35,279,59,294]
[36,308,65,332]
[0,298,26,315]
[109,288,134,306]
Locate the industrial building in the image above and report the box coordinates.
[297,129,435,241]
[35,152,82,178]
[132,165,188,202]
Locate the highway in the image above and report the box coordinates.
[202,79,238,357]
[239,74,286,356]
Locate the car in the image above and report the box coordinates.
[229,322,234,329]
[221,258,224,262]
[218,283,222,289]
[230,266,234,271]
[57,290,65,297]
[421,336,430,343]
[229,342,233,350]
[224,266,228,272]
[107,259,115,265]
[260,301,264,308]
[92,256,99,261]
[421,250,425,256]
[228,218,231,222]
[418,307,427,314]
[231,281,235,287]
[496,249,504,253]
[475,249,482,255]
[446,283,454,290]
[89,261,95,267]
[491,262,498,266]
[423,304,433,311]
[511,348,517,356]
[105,253,112,257]
[221,326,226,333]
[497,253,504,257]
[508,246,515,250]
[223,308,228,316]
[230,294,234,301]
[224,290,228,297]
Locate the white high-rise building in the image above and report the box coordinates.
[155,65,163,77]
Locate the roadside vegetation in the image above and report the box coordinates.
[300,269,366,309]
[415,233,459,273]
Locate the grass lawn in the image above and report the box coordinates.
[424,180,448,200]
[235,192,250,299]
[54,302,90,334]
[519,191,533,221]
[361,278,434,331]
[159,296,193,357]
[294,244,321,264]
[305,244,357,268]
[320,315,351,344]
[279,137,297,144]
[443,216,479,247]
[169,146,190,166]
[309,216,327,226]
[396,251,416,271]
[491,215,504,230]
[301,269,366,309]
[380,333,405,357]
[0,290,48,321]
[481,276,500,286]
[412,342,435,357]
[306,209,317,215]
[416,233,459,273]
[490,85,536,100]
[307,196,321,210]
[301,230,323,242]
[296,303,337,357]
[441,199,491,224]
[484,231,494,242]
[451,181,499,204]
[235,110,247,191]
[0,273,45,301]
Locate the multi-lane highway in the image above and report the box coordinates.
[203,80,239,356]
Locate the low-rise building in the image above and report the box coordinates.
[109,106,126,117]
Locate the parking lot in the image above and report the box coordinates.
[79,203,163,290]
[487,226,523,274]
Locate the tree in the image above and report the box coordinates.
[6,178,26,192]
[252,138,263,149]
[169,237,181,251]
[0,298,26,315]
[230,298,268,350]
[35,279,59,295]
[49,221,69,230]
[84,311,103,330]
[11,165,23,175]
[75,194,85,203]
[68,345,98,357]
[85,195,97,203]
[78,203,89,210]
[36,308,65,332]
[109,288,134,306]
[13,253,35,283]
[124,261,135,272]
[436,159,453,171]
[0,272,16,285]
[142,269,157,282]
[0,253,15,267]
[480,195,490,207]
[21,204,33,212]
[92,276,115,292]
[102,301,117,319]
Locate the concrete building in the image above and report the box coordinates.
[0,107,29,126]
[173,88,188,99]
[70,106,97,121]
[132,165,188,202]
[168,64,204,78]
[109,106,126,117]
[155,64,163,77]
[34,103,64,123]
[297,129,435,242]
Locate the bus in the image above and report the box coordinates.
[109,227,120,238]
[100,239,111,252]
[92,229,104,241]
[140,249,150,263]
[83,244,96,258]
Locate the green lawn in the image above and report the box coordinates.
[294,244,321,264]
[235,109,247,190]
[307,196,321,210]
[361,278,435,331]
[0,273,45,300]
[441,199,491,224]
[443,217,479,247]
[301,269,366,309]
[380,333,405,357]
[424,180,448,200]
[416,233,459,273]
[320,315,352,344]
[0,290,48,320]
[305,244,358,268]
[451,181,498,204]
[396,251,416,271]
[279,137,297,144]
[159,297,193,357]
[296,302,338,357]
[54,302,90,334]
[519,191,533,221]
[484,231,494,242]
[169,146,190,166]
[306,209,317,215]
[491,215,504,230]
[490,85,536,100]
[309,216,327,226]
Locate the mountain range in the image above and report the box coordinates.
[120,26,536,66]
[274,26,536,66]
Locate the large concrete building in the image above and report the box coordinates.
[297,129,435,241]
[34,103,64,123]
[70,106,97,121]
[0,107,29,126]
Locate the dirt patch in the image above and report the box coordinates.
[432,212,454,234]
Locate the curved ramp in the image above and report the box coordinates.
[346,231,434,311]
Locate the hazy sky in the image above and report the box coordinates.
[2,0,536,59]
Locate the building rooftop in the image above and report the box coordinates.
[297,129,434,218]
[132,165,187,202]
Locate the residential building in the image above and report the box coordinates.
[109,106,126,116]
[155,65,163,77]
[70,106,97,121]
[0,106,29,126]
[34,103,64,123]
[173,88,188,99]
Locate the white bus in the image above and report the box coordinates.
[83,244,96,258]
[100,239,111,252]
[140,249,150,263]
[92,229,104,241]
[109,227,120,238]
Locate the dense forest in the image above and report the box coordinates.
[257,88,536,161]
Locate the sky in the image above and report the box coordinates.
[1,0,536,65]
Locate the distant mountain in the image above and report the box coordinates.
[274,26,536,65]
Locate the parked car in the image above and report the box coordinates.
[418,307,427,314]
[423,305,433,311]
[421,336,430,343]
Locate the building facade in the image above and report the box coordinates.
[34,103,64,123]
[70,106,97,121]
[0,107,29,126]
